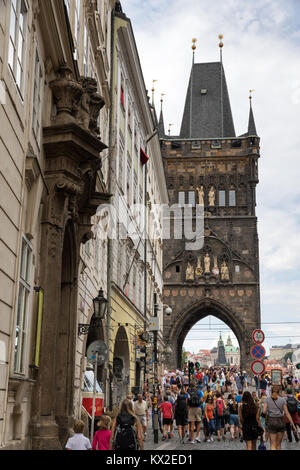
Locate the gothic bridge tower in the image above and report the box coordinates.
[160,43,261,373]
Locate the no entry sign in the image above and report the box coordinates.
[252,329,265,344]
[251,360,265,375]
[251,344,266,360]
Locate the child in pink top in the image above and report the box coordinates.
[92,415,112,450]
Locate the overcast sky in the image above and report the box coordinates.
[123,0,300,355]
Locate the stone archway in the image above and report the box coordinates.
[166,297,251,372]
[55,220,78,445]
[112,326,130,409]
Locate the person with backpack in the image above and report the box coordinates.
[174,391,188,444]
[238,391,262,450]
[214,391,226,442]
[187,382,202,444]
[284,388,299,443]
[261,386,296,450]
[110,399,144,450]
[227,394,240,440]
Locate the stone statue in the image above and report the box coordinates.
[185,262,194,280]
[221,261,230,281]
[212,256,219,276]
[208,186,215,206]
[204,253,211,273]
[195,256,203,276]
[197,186,205,205]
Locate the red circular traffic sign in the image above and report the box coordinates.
[251,360,265,375]
[251,344,266,360]
[252,329,265,344]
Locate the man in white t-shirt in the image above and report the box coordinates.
[134,394,148,438]
[65,420,92,450]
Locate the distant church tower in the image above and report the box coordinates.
[161,37,261,373]
[217,333,227,365]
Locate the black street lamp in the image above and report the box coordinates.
[78,288,108,336]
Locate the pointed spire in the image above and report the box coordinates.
[248,90,257,136]
[158,94,166,138]
[151,80,158,106]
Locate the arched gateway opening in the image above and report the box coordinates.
[166,298,251,372]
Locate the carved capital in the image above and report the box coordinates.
[50,66,83,125]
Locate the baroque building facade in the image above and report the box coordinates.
[161,58,261,373]
[0,0,168,450]
[0,0,115,450]
[107,6,168,408]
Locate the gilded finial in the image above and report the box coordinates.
[218,34,224,48]
[249,89,255,100]
[152,79,158,92]
[168,123,173,136]
[192,38,197,51]
[160,93,166,102]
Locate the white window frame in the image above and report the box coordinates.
[14,234,32,375]
[8,0,28,96]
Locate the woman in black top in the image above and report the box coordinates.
[238,391,261,450]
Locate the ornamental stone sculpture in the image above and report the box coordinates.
[208,186,215,206]
[221,261,230,281]
[185,262,194,280]
[204,253,211,273]
[197,186,205,205]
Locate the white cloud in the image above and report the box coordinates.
[122,0,300,348]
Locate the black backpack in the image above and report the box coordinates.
[114,413,140,450]
[176,395,187,412]
[286,396,298,414]
[188,389,200,407]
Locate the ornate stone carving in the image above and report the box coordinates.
[196,186,204,205]
[185,262,194,280]
[50,66,82,125]
[204,253,211,273]
[208,186,215,206]
[221,261,230,281]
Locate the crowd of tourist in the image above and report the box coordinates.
[65,365,300,451]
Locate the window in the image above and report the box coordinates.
[32,49,43,141]
[120,85,124,108]
[127,155,131,206]
[219,190,226,207]
[83,24,89,76]
[64,0,70,16]
[229,190,236,206]
[178,191,185,206]
[74,0,80,55]
[119,135,125,193]
[188,191,195,207]
[8,0,28,93]
[14,235,32,374]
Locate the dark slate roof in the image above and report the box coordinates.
[180,62,236,139]
[248,102,257,136]
[158,108,166,138]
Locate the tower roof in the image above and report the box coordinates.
[248,101,257,136]
[180,62,236,139]
[158,108,166,138]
